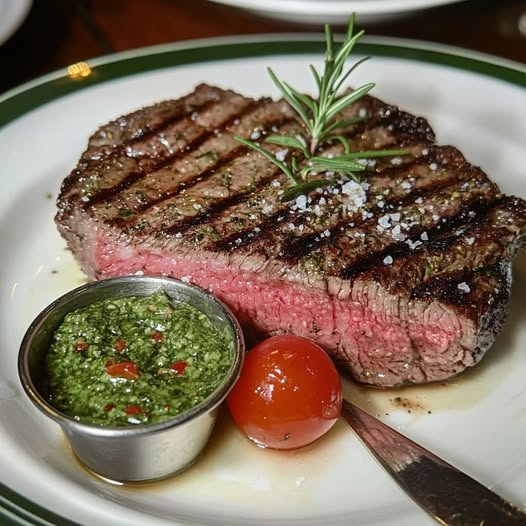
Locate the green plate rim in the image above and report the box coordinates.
[0,34,524,526]
[0,482,78,526]
[1,35,525,128]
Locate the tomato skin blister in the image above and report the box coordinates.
[227,335,342,450]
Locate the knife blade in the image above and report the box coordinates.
[341,399,526,526]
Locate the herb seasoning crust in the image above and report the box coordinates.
[46,290,233,426]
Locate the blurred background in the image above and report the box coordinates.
[0,0,525,95]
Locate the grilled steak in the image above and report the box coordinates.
[56,83,526,387]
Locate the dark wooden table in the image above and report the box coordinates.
[1,0,525,95]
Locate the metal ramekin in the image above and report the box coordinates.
[18,276,244,482]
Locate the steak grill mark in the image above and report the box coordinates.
[161,166,283,236]
[161,126,436,250]
[83,97,262,208]
[85,94,435,228]
[338,195,502,280]
[206,149,490,266]
[278,155,459,262]
[132,115,296,217]
[60,89,227,195]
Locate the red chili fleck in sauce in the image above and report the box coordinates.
[74,341,89,353]
[114,339,126,352]
[169,361,188,375]
[106,361,139,380]
[151,331,164,342]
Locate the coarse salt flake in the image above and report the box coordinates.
[250,129,261,140]
[420,232,429,241]
[383,255,393,265]
[275,149,288,162]
[401,181,412,190]
[429,162,438,171]
[378,214,391,229]
[406,239,422,250]
[361,182,371,191]
[466,237,475,245]
[457,282,471,293]
[341,180,367,208]
[295,195,308,211]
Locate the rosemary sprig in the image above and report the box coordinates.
[235,14,408,201]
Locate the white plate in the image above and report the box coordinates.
[204,0,469,24]
[0,35,525,526]
[0,0,31,46]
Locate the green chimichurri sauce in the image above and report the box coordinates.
[45,290,233,426]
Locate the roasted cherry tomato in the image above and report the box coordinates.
[227,335,342,450]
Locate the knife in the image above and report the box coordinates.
[341,399,526,526]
